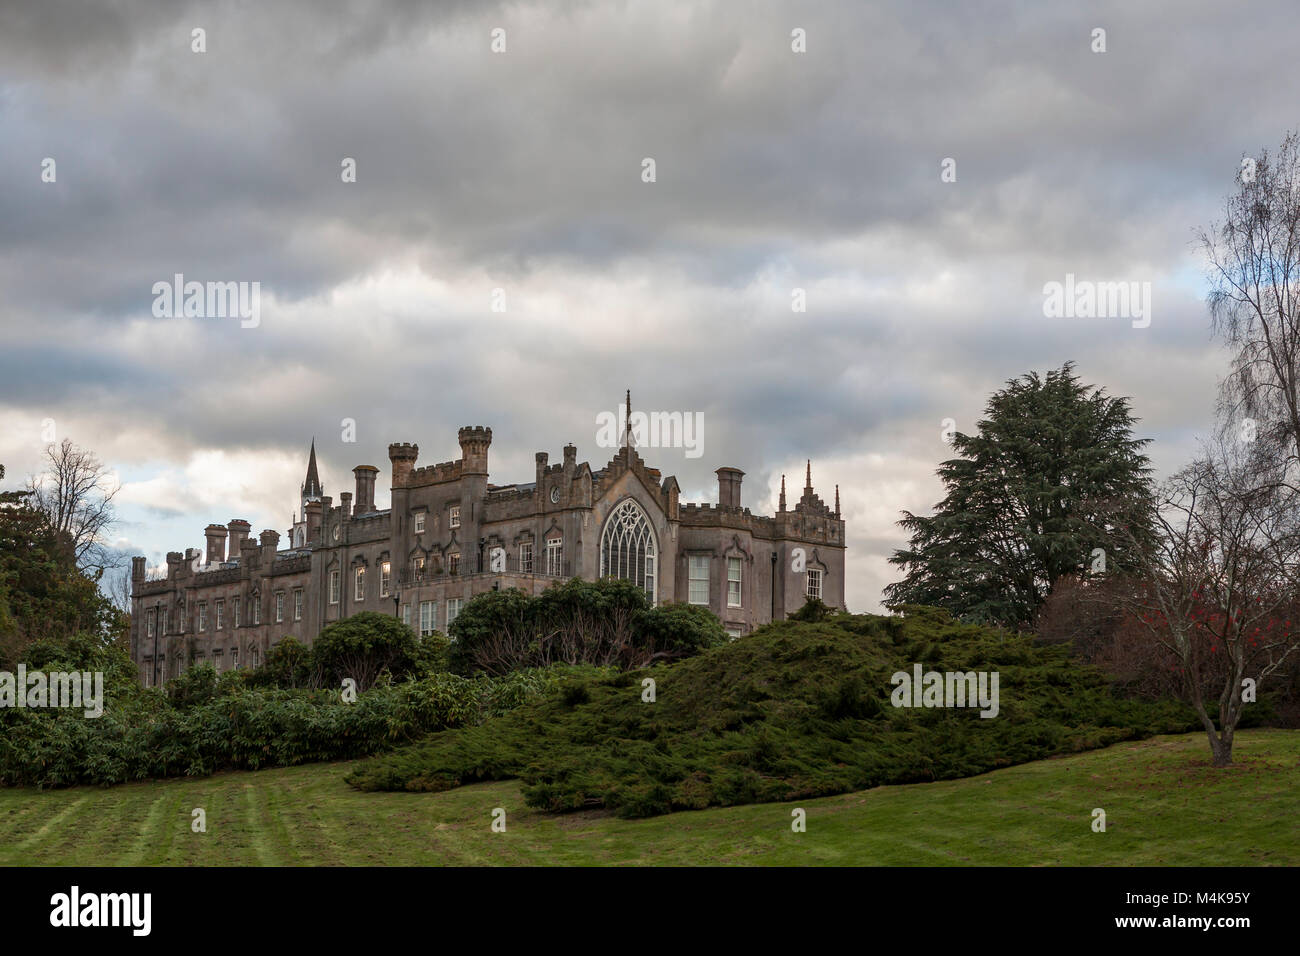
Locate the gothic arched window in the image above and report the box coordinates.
[600,498,657,602]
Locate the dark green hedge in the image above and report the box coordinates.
[0,635,562,789]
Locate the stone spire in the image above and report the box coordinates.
[805,459,813,494]
[302,438,322,500]
[779,474,787,512]
[835,484,840,518]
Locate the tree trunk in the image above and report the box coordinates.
[1207,730,1233,767]
[1191,689,1235,767]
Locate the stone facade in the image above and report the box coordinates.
[129,426,846,687]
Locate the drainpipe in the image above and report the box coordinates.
[770,551,778,622]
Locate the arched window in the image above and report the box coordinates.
[600,498,657,602]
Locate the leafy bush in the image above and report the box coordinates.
[166,662,219,708]
[637,602,728,659]
[312,611,422,691]
[449,577,724,674]
[787,597,835,623]
[347,609,1200,817]
[244,636,316,689]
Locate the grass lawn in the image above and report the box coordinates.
[0,729,1295,866]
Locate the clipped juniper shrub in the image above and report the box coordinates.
[346,609,1202,818]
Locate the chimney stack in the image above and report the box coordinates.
[227,519,251,559]
[204,524,228,565]
[353,465,379,514]
[259,529,280,563]
[535,451,548,488]
[716,467,745,509]
[340,491,352,522]
[563,443,576,473]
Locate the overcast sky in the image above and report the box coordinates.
[1,0,1296,612]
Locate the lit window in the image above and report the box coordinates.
[380,561,391,597]
[449,505,460,529]
[355,567,366,601]
[413,556,426,582]
[546,538,563,576]
[519,542,533,573]
[688,556,710,605]
[727,557,742,608]
[449,553,460,575]
[294,589,303,621]
[329,570,340,605]
[807,568,823,600]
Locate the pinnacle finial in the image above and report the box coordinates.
[624,388,633,463]
[779,474,787,512]
[805,459,812,491]
[835,484,840,516]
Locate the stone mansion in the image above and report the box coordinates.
[129,422,846,686]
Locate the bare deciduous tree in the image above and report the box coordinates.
[25,439,120,574]
[105,562,134,615]
[1201,131,1300,480]
[1110,439,1300,766]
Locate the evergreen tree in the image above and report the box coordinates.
[0,463,121,667]
[885,364,1155,629]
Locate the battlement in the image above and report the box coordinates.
[269,553,312,575]
[679,501,777,535]
[407,459,464,487]
[193,566,242,585]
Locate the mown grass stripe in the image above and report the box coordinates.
[0,730,1293,866]
[13,794,88,854]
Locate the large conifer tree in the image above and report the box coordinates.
[885,364,1155,629]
